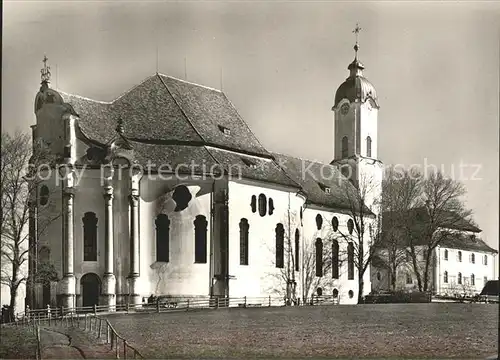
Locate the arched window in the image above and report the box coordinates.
[470,253,475,264]
[331,216,339,232]
[341,136,348,158]
[299,207,303,225]
[347,219,354,235]
[457,251,462,262]
[294,229,300,272]
[315,214,323,230]
[275,223,284,268]
[332,240,339,279]
[406,273,412,284]
[471,273,475,286]
[315,238,323,277]
[250,195,256,213]
[194,215,208,263]
[366,136,372,157]
[258,194,267,217]
[39,185,49,206]
[444,249,448,261]
[268,198,274,215]
[172,185,192,212]
[484,255,488,265]
[332,288,339,298]
[155,214,170,262]
[347,242,354,280]
[376,271,381,281]
[458,272,462,284]
[316,287,323,296]
[83,212,98,261]
[443,271,448,283]
[239,218,249,266]
[348,290,354,299]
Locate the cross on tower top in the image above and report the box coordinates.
[41,55,51,84]
[352,23,362,58]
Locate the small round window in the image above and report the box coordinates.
[39,185,49,206]
[348,290,354,299]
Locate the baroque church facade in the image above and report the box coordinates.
[28,43,383,309]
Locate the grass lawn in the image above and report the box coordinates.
[0,326,37,359]
[108,303,498,359]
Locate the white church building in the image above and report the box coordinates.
[28,40,383,309]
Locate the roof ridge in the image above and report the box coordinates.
[158,74,206,144]
[111,74,159,102]
[158,73,222,93]
[59,90,112,105]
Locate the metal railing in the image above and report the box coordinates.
[8,295,341,358]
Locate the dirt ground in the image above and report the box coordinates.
[107,303,498,359]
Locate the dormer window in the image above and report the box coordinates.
[318,182,331,194]
[218,125,231,135]
[241,158,258,169]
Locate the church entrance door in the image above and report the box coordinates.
[81,273,100,308]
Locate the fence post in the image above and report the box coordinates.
[187,299,190,311]
[115,333,119,358]
[98,318,102,339]
[84,313,88,331]
[156,298,160,313]
[268,295,271,307]
[90,315,93,332]
[123,339,127,359]
[126,303,129,314]
[244,296,247,308]
[93,304,97,315]
[107,323,111,345]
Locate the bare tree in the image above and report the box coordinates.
[380,167,423,291]
[336,170,382,303]
[1,131,59,317]
[406,170,472,292]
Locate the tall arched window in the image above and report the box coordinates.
[444,249,448,261]
[258,194,267,217]
[366,136,372,157]
[268,198,274,215]
[484,255,488,265]
[470,253,475,264]
[471,273,475,286]
[331,216,339,232]
[347,242,354,280]
[194,215,208,263]
[250,195,256,213]
[239,218,249,266]
[39,185,49,206]
[275,223,284,268]
[457,251,462,262]
[315,238,323,277]
[342,136,348,158]
[443,271,448,283]
[155,214,170,262]
[83,212,98,261]
[315,214,323,230]
[347,219,354,235]
[458,272,462,284]
[294,229,300,272]
[332,240,339,279]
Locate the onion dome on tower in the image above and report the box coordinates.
[334,24,379,109]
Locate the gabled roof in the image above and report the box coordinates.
[60,74,269,156]
[439,233,497,254]
[273,152,369,212]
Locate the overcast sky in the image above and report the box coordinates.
[3,1,499,250]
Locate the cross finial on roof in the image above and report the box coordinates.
[41,55,51,84]
[352,23,362,58]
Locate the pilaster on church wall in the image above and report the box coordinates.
[138,175,212,298]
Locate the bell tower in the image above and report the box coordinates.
[331,24,383,214]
